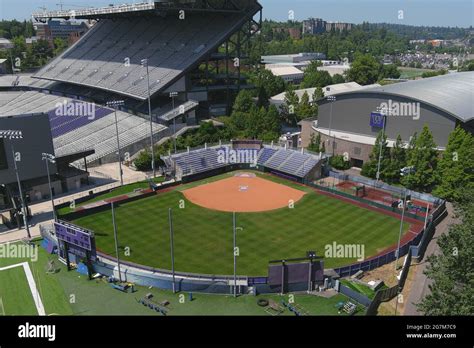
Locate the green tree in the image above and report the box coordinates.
[346,53,381,85]
[53,38,68,56]
[296,91,315,121]
[361,131,390,179]
[308,133,321,153]
[331,73,345,84]
[433,126,474,201]
[417,188,474,315]
[301,69,333,88]
[330,155,351,170]
[380,64,401,79]
[250,68,286,97]
[401,125,439,192]
[384,135,406,183]
[232,89,254,114]
[313,86,324,101]
[256,85,270,109]
[281,85,299,125]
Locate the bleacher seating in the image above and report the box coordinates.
[257,147,277,165]
[33,7,258,100]
[171,148,227,176]
[166,145,323,179]
[0,91,167,165]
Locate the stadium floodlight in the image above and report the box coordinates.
[42,153,56,221]
[373,105,393,183]
[111,202,123,283]
[141,58,156,177]
[168,208,176,293]
[169,92,178,154]
[393,186,408,316]
[106,100,125,186]
[327,95,337,156]
[0,130,30,238]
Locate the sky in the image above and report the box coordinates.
[0,0,472,27]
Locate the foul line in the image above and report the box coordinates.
[0,262,46,316]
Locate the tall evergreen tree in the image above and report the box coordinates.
[361,131,390,180]
[384,135,406,183]
[313,87,324,102]
[401,125,439,192]
[433,127,474,201]
[256,85,270,109]
[417,188,474,315]
[296,91,315,121]
[281,86,299,125]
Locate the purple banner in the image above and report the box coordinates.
[370,113,385,128]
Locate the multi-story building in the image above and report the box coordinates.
[35,20,89,43]
[303,18,353,34]
[303,18,327,34]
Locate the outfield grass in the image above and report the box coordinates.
[0,242,73,316]
[57,177,165,215]
[71,171,409,276]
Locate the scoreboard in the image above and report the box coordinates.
[54,220,97,272]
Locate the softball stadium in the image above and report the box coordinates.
[43,140,445,300]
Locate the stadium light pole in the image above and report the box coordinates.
[41,152,56,221]
[327,95,336,156]
[0,130,30,238]
[106,100,125,186]
[233,212,237,298]
[374,105,390,183]
[141,58,156,178]
[111,202,123,282]
[168,208,176,293]
[395,188,408,272]
[169,92,178,154]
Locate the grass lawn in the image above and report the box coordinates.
[0,241,73,316]
[340,279,379,300]
[398,67,432,79]
[0,266,38,315]
[0,240,366,316]
[52,258,364,315]
[70,171,409,276]
[57,177,165,215]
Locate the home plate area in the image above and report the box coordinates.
[182,173,306,212]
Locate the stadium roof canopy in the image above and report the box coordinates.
[334,72,474,123]
[32,1,262,100]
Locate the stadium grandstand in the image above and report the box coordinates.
[163,143,326,182]
[0,91,168,166]
[0,1,263,169]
